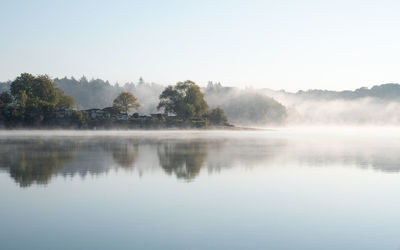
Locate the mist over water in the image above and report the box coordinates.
[1,129,400,249]
[284,97,400,125]
[1,128,400,187]
[264,87,400,126]
[3,1,400,248]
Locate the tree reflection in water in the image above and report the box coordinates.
[0,140,75,187]
[111,142,139,168]
[0,138,141,187]
[157,140,208,180]
[2,133,400,188]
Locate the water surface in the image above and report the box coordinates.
[1,129,400,250]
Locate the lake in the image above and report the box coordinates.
[1,128,400,250]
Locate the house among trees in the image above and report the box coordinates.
[102,107,119,118]
[82,109,103,119]
[115,114,129,121]
[83,107,131,120]
[57,108,73,118]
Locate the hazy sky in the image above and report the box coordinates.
[1,0,400,91]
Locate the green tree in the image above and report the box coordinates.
[208,107,228,125]
[11,73,57,105]
[8,73,76,127]
[32,75,57,104]
[0,92,12,105]
[70,110,84,127]
[157,80,208,119]
[10,73,35,101]
[0,92,13,124]
[16,90,28,108]
[113,92,140,114]
[56,88,75,109]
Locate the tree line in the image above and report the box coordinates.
[0,73,228,128]
[1,75,288,125]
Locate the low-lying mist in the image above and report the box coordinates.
[2,128,400,187]
[275,96,400,125]
[207,82,400,126]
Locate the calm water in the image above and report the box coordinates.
[1,129,400,250]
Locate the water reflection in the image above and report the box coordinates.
[157,141,208,180]
[112,142,139,168]
[1,132,400,187]
[0,140,75,187]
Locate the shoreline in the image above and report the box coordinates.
[0,126,265,131]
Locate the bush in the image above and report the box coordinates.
[70,111,84,127]
[208,107,228,125]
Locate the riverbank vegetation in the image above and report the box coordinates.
[0,75,287,125]
[0,73,231,129]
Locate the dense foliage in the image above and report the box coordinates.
[0,73,80,127]
[158,81,209,119]
[56,88,75,109]
[208,107,228,125]
[0,92,12,105]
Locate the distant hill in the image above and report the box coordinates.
[205,82,287,125]
[261,83,400,125]
[263,83,400,101]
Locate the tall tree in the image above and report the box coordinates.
[10,73,57,105]
[10,73,35,100]
[10,73,75,108]
[6,73,76,126]
[113,92,140,114]
[157,80,208,119]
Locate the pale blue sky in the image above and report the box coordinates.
[1,0,400,91]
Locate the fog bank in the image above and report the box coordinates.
[266,91,400,126]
